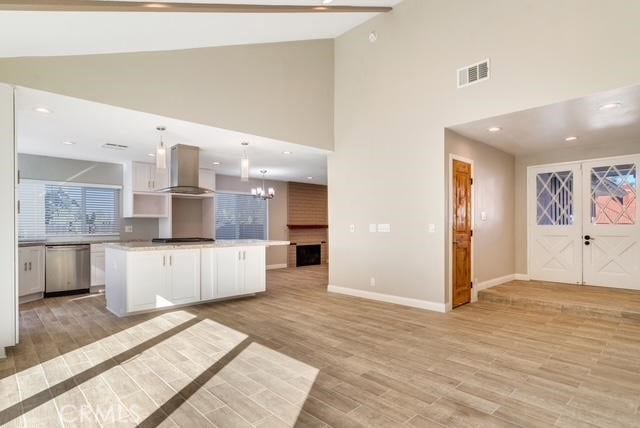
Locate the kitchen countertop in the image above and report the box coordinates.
[104,240,290,251]
[18,238,144,248]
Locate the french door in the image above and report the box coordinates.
[528,155,639,290]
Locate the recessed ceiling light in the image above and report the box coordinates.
[34,107,52,114]
[148,153,155,157]
[307,176,313,180]
[488,126,502,132]
[565,136,578,142]
[599,102,621,110]
[144,3,170,7]
[62,141,75,145]
[322,0,333,4]
[282,151,292,155]
[212,161,221,165]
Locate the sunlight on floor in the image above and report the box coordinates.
[0,310,318,427]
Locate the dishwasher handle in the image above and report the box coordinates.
[46,245,90,251]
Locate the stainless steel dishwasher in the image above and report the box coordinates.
[45,244,91,297]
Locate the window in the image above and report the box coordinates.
[591,164,636,224]
[19,180,121,239]
[215,192,267,240]
[536,171,574,226]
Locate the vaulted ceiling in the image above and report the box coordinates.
[0,0,401,57]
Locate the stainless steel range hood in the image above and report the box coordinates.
[157,144,214,195]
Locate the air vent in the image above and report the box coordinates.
[457,59,490,88]
[101,143,128,150]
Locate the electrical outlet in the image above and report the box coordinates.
[428,224,436,233]
[370,277,376,287]
[124,225,133,233]
[481,211,488,221]
[349,224,356,232]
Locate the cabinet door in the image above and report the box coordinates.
[199,169,215,191]
[91,252,106,286]
[169,249,201,305]
[153,166,169,191]
[216,247,242,298]
[127,251,169,312]
[133,162,152,192]
[18,247,30,296]
[201,248,217,300]
[243,246,266,293]
[29,247,45,294]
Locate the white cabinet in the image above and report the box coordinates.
[216,247,242,298]
[169,250,201,304]
[90,244,105,286]
[243,246,266,293]
[126,249,200,313]
[18,246,45,296]
[203,246,266,299]
[199,169,216,191]
[123,161,170,218]
[131,162,169,192]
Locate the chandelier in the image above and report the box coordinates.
[251,170,275,200]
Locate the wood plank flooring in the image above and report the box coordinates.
[480,280,640,320]
[1,265,639,427]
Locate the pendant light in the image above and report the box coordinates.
[156,126,167,169]
[251,170,275,200]
[240,142,249,182]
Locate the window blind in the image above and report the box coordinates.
[215,192,267,240]
[19,180,121,239]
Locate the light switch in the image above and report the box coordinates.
[481,211,488,221]
[125,225,133,233]
[369,224,377,233]
[349,224,356,232]
[377,224,391,233]
[428,224,436,233]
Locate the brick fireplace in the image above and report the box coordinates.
[287,182,328,267]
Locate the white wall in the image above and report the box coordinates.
[0,83,16,355]
[331,0,640,307]
[0,40,334,151]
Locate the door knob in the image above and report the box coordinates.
[584,235,595,241]
[585,241,590,246]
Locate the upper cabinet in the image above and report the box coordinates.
[199,168,216,191]
[132,162,169,192]
[123,161,170,218]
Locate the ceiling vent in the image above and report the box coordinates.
[101,143,128,150]
[457,59,490,88]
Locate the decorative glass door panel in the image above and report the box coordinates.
[582,157,640,290]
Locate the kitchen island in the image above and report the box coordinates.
[104,240,289,317]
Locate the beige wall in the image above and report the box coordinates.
[515,139,640,275]
[331,0,640,306]
[445,130,515,301]
[0,40,334,151]
[215,174,288,267]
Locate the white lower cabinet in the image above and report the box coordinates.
[107,246,265,316]
[202,246,266,300]
[90,244,106,286]
[126,249,200,313]
[18,246,45,297]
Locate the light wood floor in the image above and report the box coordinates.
[1,265,640,427]
[480,280,640,320]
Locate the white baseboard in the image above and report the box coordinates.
[267,264,288,270]
[477,274,516,291]
[327,285,446,313]
[514,273,530,281]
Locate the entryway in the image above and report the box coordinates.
[528,154,639,290]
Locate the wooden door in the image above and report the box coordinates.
[452,160,472,307]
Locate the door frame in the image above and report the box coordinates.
[448,154,475,311]
[526,153,640,283]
